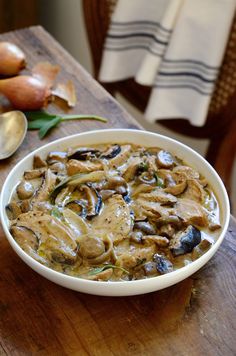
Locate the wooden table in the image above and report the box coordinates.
[0,27,235,356]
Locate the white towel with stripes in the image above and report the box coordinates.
[99,0,236,126]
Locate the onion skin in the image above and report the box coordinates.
[0,42,26,76]
[0,75,51,110]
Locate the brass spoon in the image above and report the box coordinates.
[0,111,27,159]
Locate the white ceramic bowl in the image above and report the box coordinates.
[0,129,230,296]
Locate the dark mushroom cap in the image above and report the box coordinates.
[68,148,100,161]
[100,145,121,159]
[153,254,173,274]
[171,225,201,256]
[180,225,201,253]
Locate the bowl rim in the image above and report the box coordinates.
[0,128,230,290]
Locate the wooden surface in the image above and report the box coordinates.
[0,27,235,356]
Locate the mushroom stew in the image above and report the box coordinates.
[6,143,221,281]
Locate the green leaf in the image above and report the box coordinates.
[26,110,108,139]
[38,116,62,139]
[88,264,129,276]
[27,117,58,130]
[24,110,57,120]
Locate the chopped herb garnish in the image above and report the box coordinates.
[88,264,129,276]
[138,162,149,173]
[51,207,62,219]
[154,173,165,188]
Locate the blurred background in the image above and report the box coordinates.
[0,0,235,213]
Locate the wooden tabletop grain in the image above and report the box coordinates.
[0,27,235,356]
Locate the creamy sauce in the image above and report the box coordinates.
[6,143,222,281]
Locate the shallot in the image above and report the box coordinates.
[0,75,51,110]
[0,42,26,76]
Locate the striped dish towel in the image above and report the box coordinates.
[99,0,236,126]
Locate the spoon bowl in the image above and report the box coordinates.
[0,111,27,159]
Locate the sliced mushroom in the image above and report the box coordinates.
[67,171,105,186]
[137,172,156,185]
[170,225,201,256]
[68,147,100,160]
[206,211,221,231]
[133,221,156,235]
[100,189,116,201]
[20,199,32,213]
[103,176,128,196]
[47,151,68,164]
[10,225,39,252]
[108,145,132,168]
[65,200,87,218]
[153,254,173,274]
[49,161,66,174]
[80,184,102,218]
[16,181,34,200]
[156,150,175,168]
[6,201,22,220]
[33,155,47,169]
[32,169,57,204]
[192,238,212,259]
[100,144,121,159]
[24,168,46,180]
[164,172,187,196]
[122,157,143,181]
[131,183,154,198]
[55,187,72,206]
